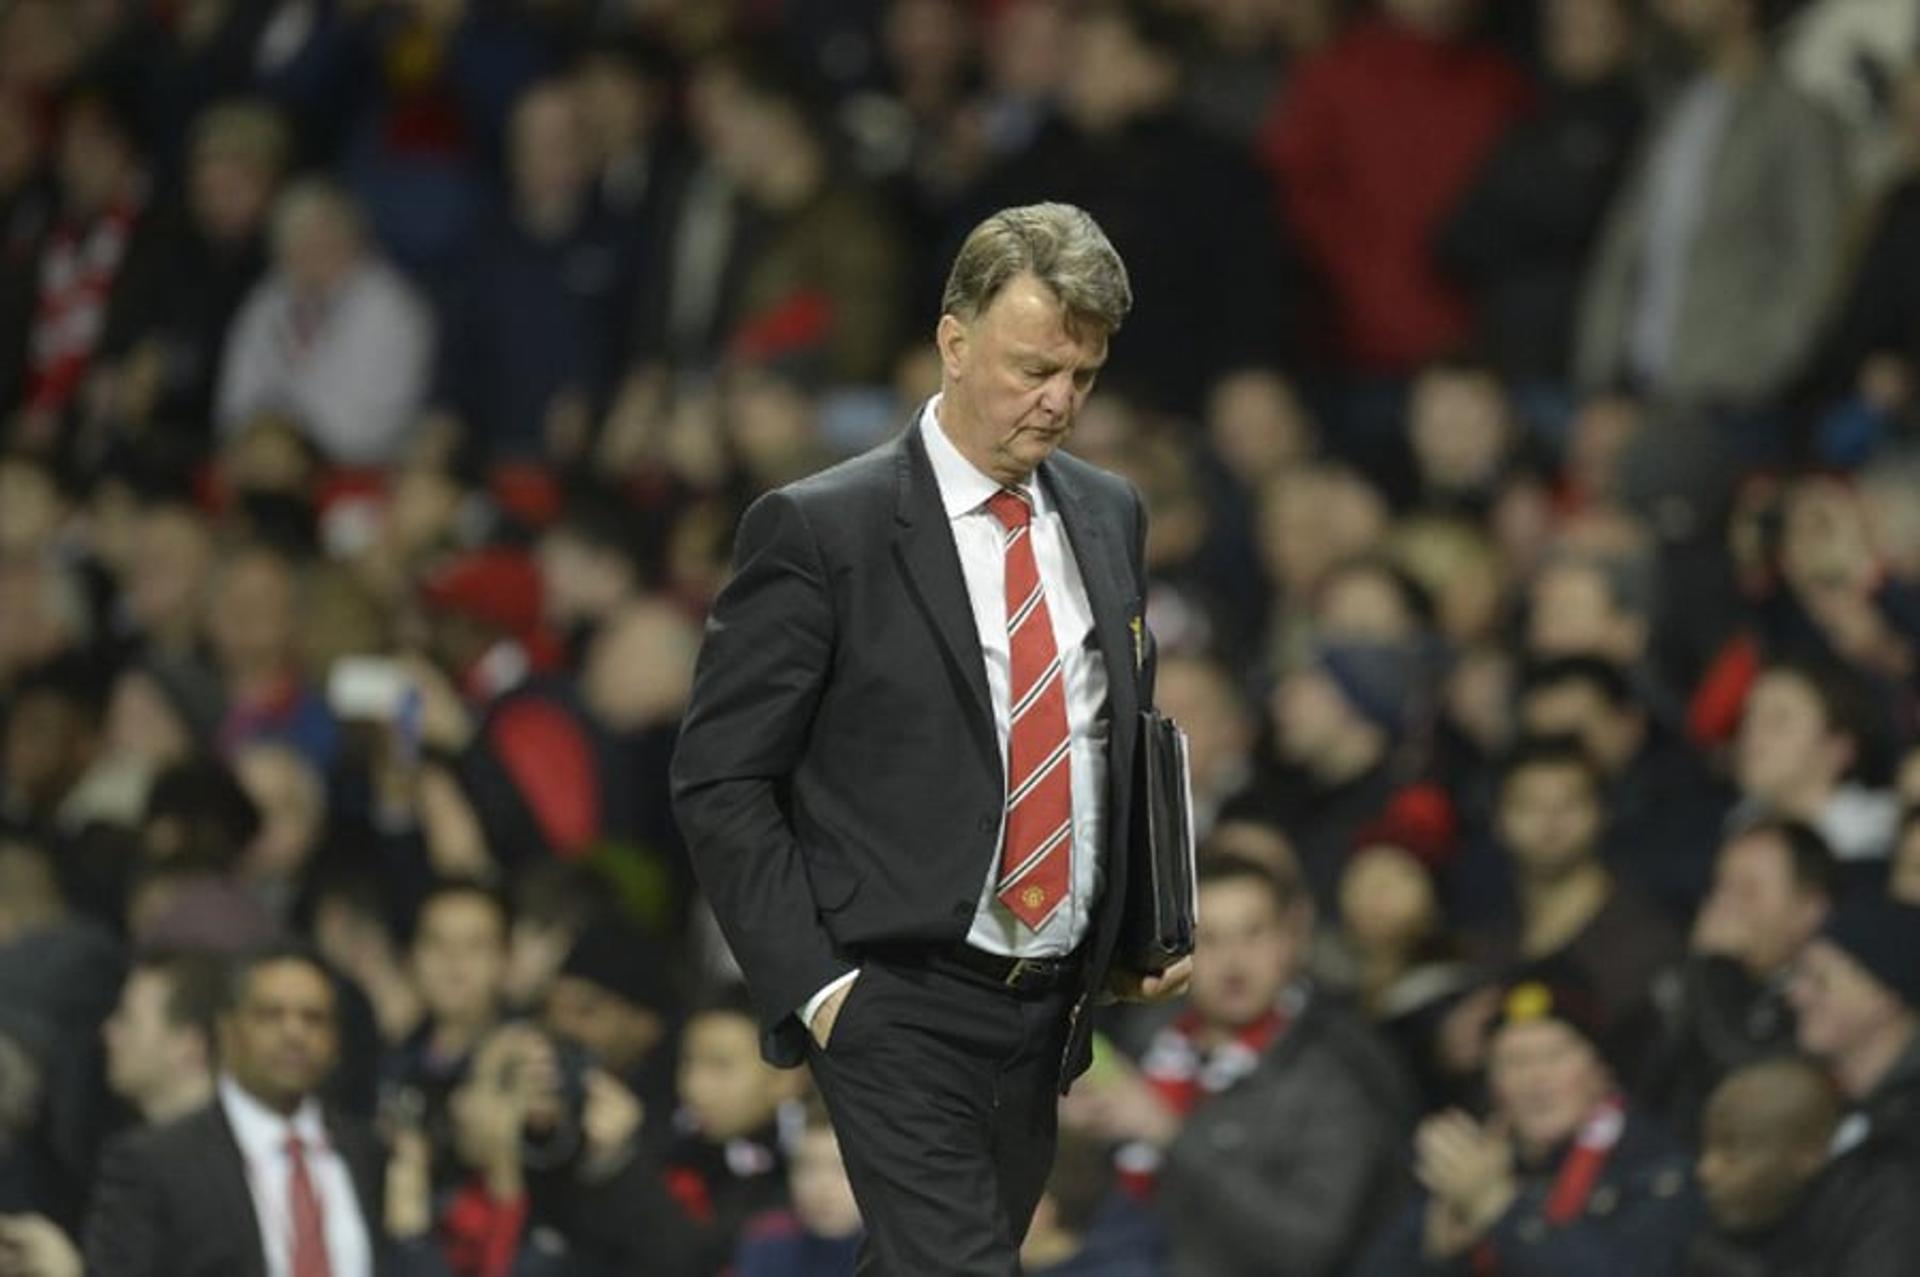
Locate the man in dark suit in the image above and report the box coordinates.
[671,202,1189,1275]
[85,945,386,1277]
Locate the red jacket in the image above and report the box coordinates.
[1261,19,1531,373]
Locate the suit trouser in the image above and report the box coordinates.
[806,954,1078,1277]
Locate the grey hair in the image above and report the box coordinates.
[940,202,1132,338]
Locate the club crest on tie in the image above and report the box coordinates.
[1022,885,1047,912]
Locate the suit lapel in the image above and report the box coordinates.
[1041,458,1139,728]
[210,1104,270,1277]
[892,424,997,739]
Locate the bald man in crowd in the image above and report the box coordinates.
[1689,1055,1920,1275]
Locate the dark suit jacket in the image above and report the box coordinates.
[84,1101,387,1277]
[671,416,1154,1086]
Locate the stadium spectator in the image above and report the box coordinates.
[1517,655,1731,917]
[1575,0,1846,419]
[217,179,435,466]
[1642,819,1837,1141]
[1360,976,1700,1275]
[666,985,808,1276]
[85,945,383,1277]
[1062,854,1412,1275]
[1261,0,1531,377]
[733,1097,864,1277]
[1788,894,1920,1173]
[1483,736,1683,1064]
[1731,658,1899,867]
[100,950,221,1130]
[430,79,639,462]
[1437,0,1642,406]
[1687,1055,1920,1275]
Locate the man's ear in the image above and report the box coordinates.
[936,313,969,383]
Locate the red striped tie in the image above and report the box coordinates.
[286,1133,333,1277]
[987,488,1073,930]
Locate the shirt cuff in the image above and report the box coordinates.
[799,970,860,1031]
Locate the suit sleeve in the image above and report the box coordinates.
[670,489,851,1035]
[83,1135,161,1277]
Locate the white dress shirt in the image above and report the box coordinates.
[803,396,1112,1026]
[219,1075,374,1277]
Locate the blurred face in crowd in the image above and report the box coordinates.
[986,0,1069,99]
[1206,369,1313,489]
[1340,846,1439,957]
[2,686,95,817]
[509,82,592,216]
[1152,656,1252,799]
[105,669,195,767]
[1693,830,1829,977]
[1489,1019,1612,1159]
[1497,761,1603,879]
[678,1011,794,1141]
[1409,368,1511,495]
[576,53,655,160]
[1526,560,1644,665]
[885,0,972,97]
[412,891,508,1030]
[1316,562,1421,644]
[791,1126,863,1239]
[543,976,661,1077]
[1062,11,1177,135]
[274,190,362,298]
[1735,671,1850,811]
[720,365,821,486]
[221,959,339,1114]
[59,99,136,215]
[936,272,1108,488]
[191,138,279,246]
[1697,1064,1834,1235]
[103,967,208,1109]
[1519,680,1641,776]
[1891,820,1920,907]
[1257,467,1389,600]
[126,504,214,643]
[206,548,299,679]
[1788,940,1912,1086]
[1191,875,1302,1031]
[1545,0,1632,84]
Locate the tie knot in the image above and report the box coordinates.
[986,488,1031,532]
[285,1131,312,1160]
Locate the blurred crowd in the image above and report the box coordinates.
[1,0,1919,1273]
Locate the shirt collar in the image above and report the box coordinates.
[918,395,1047,522]
[220,1073,328,1161]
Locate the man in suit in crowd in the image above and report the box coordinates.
[672,201,1188,1275]
[85,945,385,1277]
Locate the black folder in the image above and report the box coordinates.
[1118,707,1198,973]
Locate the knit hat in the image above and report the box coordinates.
[1819,894,1920,1011]
[1317,641,1421,737]
[1485,964,1623,1077]
[557,921,676,1014]
[1352,782,1460,875]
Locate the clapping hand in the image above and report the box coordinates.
[1415,1110,1518,1260]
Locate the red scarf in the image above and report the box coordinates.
[1117,990,1299,1198]
[1471,1094,1627,1275]
[440,1178,529,1277]
[28,194,140,414]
